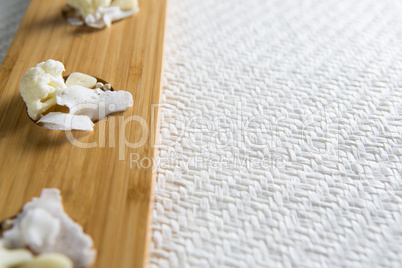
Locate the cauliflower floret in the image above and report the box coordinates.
[67,0,112,17]
[2,189,95,268]
[20,60,66,121]
[36,86,133,131]
[20,59,134,131]
[65,0,139,28]
[85,6,137,28]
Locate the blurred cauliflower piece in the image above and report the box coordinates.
[67,0,111,17]
[66,0,139,28]
[19,59,66,120]
[85,6,137,28]
[2,189,96,268]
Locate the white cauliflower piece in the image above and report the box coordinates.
[12,208,61,250]
[20,60,66,120]
[2,189,96,268]
[66,0,139,28]
[67,0,111,17]
[37,85,133,131]
[20,60,134,131]
[37,113,95,131]
[57,85,133,121]
[85,6,137,28]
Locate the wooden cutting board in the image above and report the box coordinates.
[0,0,166,267]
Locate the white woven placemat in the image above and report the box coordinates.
[1,0,401,267]
[151,0,402,267]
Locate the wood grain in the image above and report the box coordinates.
[0,0,166,267]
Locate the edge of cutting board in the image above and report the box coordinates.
[0,0,167,267]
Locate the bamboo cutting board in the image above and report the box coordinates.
[0,0,166,267]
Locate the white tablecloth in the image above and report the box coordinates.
[1,0,401,267]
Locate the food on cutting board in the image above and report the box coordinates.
[0,243,73,268]
[0,241,33,268]
[20,59,133,131]
[1,189,95,268]
[64,0,139,28]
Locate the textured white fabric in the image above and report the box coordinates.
[1,0,401,267]
[151,0,402,267]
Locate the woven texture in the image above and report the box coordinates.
[151,0,402,267]
[1,0,401,267]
